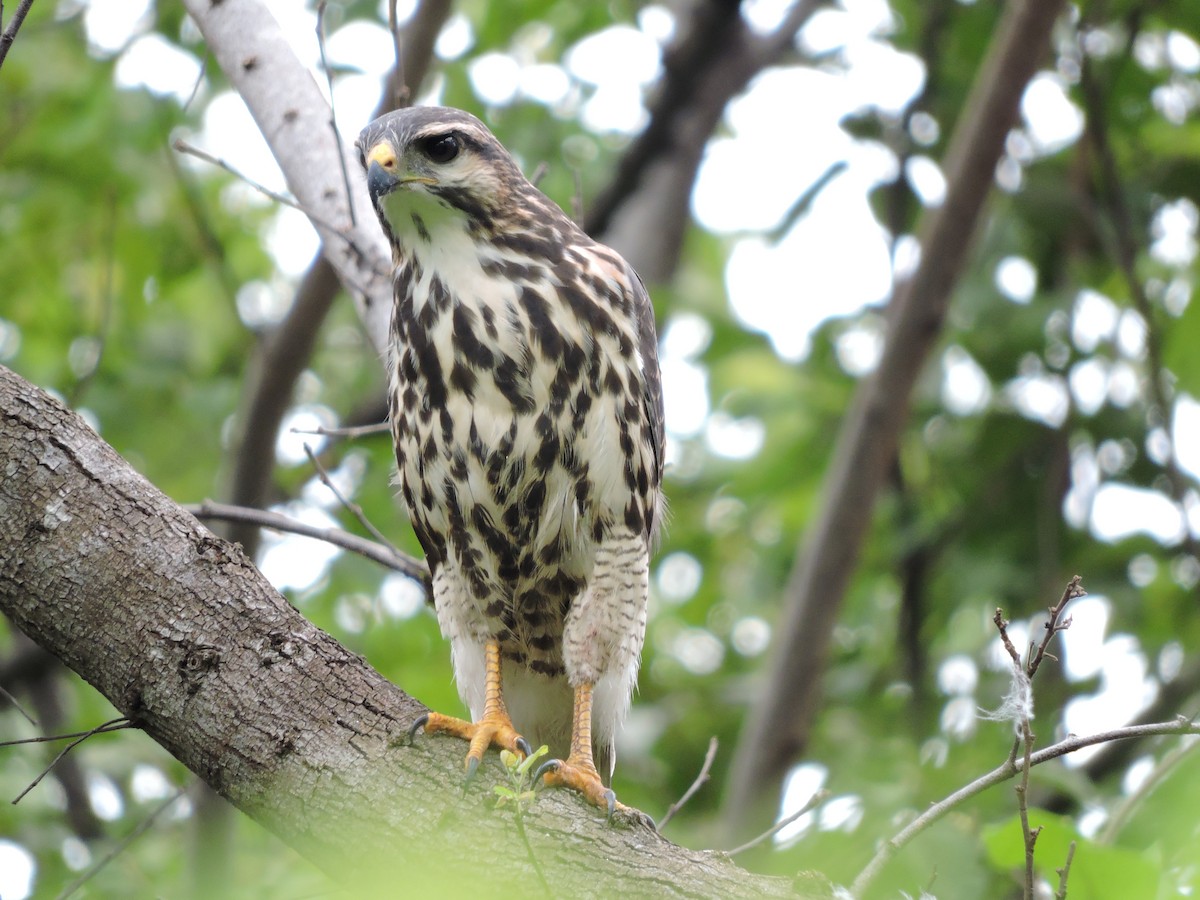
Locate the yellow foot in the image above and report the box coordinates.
[537,756,622,819]
[409,710,531,780]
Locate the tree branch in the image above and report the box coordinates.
[592,0,824,279]
[848,717,1200,898]
[724,0,1069,837]
[183,500,429,587]
[179,0,393,354]
[0,0,35,73]
[0,365,798,895]
[658,735,718,831]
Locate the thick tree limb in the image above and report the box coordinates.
[180,0,393,353]
[0,364,797,896]
[724,0,1068,835]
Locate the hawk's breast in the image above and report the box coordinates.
[388,215,650,675]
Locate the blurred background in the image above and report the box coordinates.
[2,0,1199,896]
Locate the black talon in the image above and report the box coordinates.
[464,755,480,792]
[534,758,562,782]
[603,789,616,822]
[516,736,532,758]
[407,713,429,745]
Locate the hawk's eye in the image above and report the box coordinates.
[421,134,460,164]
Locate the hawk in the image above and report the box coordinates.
[357,107,664,814]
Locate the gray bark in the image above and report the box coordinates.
[0,363,799,896]
[179,0,394,353]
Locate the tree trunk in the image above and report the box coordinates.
[723,0,1068,837]
[0,363,799,897]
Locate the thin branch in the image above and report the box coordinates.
[0,0,34,72]
[725,789,828,857]
[316,1,356,229]
[658,736,718,831]
[1055,841,1076,900]
[56,788,187,900]
[1026,575,1084,680]
[763,161,848,245]
[1096,732,1200,844]
[10,717,134,805]
[848,718,1200,898]
[1016,721,1040,900]
[0,720,136,748]
[302,442,398,552]
[993,608,1023,668]
[378,0,452,117]
[183,52,207,113]
[993,607,1044,899]
[386,0,406,108]
[1078,43,1200,562]
[291,420,390,440]
[584,0,824,239]
[184,500,429,587]
[0,683,37,726]
[172,139,347,237]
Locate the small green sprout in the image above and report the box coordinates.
[494,744,550,812]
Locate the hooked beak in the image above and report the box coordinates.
[365,142,435,200]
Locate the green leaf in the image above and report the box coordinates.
[982,813,1160,900]
[516,744,550,776]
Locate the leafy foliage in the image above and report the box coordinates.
[2,0,1199,897]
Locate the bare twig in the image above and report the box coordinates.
[1055,841,1076,900]
[0,720,136,748]
[386,0,406,108]
[1026,575,1084,680]
[378,0,452,117]
[0,0,35,72]
[1016,721,1040,900]
[0,683,37,726]
[302,442,398,552]
[763,161,848,245]
[1078,44,1200,563]
[184,500,429,587]
[584,0,824,239]
[528,161,549,189]
[658,736,718,831]
[992,579,1083,898]
[725,789,828,857]
[316,1,356,229]
[848,718,1200,898]
[183,53,207,113]
[291,420,390,440]
[993,607,1023,668]
[56,788,186,900]
[172,138,347,237]
[10,717,134,805]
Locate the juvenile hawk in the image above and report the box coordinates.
[357,107,664,813]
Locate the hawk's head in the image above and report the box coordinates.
[357,107,540,253]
